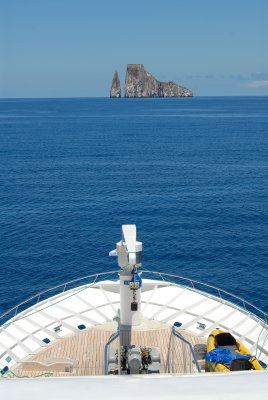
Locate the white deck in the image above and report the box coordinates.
[1,372,268,400]
[0,278,267,373]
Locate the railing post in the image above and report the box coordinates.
[172,323,201,373]
[103,329,120,375]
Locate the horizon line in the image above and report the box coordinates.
[1,95,268,100]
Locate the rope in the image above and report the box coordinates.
[4,370,53,379]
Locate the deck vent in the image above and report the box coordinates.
[174,322,182,328]
[5,356,12,363]
[43,338,50,344]
[77,324,86,330]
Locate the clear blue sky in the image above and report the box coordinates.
[1,0,267,97]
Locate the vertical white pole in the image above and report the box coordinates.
[119,270,142,326]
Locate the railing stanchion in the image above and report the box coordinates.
[104,329,120,375]
[172,323,201,373]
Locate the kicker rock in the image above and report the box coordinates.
[124,64,192,98]
[110,70,121,98]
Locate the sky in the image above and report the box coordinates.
[0,0,268,97]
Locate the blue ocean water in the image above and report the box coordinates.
[0,97,267,315]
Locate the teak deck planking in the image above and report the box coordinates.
[12,323,205,378]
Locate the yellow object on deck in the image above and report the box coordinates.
[206,329,263,372]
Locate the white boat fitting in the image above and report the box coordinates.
[0,225,267,398]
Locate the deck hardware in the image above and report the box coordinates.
[0,366,9,375]
[104,330,120,375]
[131,302,138,311]
[197,322,206,330]
[54,325,62,333]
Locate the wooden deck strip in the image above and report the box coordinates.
[12,321,205,378]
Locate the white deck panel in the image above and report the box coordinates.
[0,278,267,369]
[205,303,235,320]
[189,297,222,314]
[233,317,260,334]
[11,345,28,359]
[58,296,90,312]
[36,305,69,320]
[82,309,107,323]
[97,305,117,320]
[78,288,109,307]
[221,310,248,328]
[23,337,40,352]
[5,324,28,341]
[246,324,263,342]
[168,289,206,308]
[89,288,120,302]
[152,306,179,320]
[142,304,162,318]
[0,343,6,353]
[142,285,184,304]
[26,313,55,327]
[0,332,17,348]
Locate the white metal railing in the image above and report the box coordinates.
[104,330,120,375]
[0,271,119,327]
[172,322,201,373]
[0,269,267,328]
[141,269,268,325]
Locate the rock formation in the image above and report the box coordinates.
[124,64,192,98]
[110,70,121,98]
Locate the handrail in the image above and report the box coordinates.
[104,330,120,375]
[0,270,119,322]
[141,269,268,323]
[0,269,267,326]
[172,323,201,373]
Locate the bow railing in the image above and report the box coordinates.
[0,269,267,327]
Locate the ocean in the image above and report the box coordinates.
[0,96,267,316]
